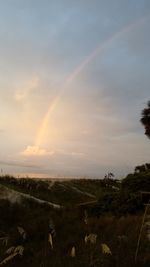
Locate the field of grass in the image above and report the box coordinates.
[0,175,150,266]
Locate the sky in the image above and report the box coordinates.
[0,0,150,178]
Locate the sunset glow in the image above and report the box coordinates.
[0,1,150,178]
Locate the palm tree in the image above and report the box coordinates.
[140,101,150,139]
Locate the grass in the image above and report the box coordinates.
[0,175,149,266]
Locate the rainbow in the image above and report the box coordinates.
[35,15,149,147]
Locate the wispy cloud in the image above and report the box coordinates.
[21,145,85,158]
[0,160,40,169]
[57,150,85,157]
[21,146,55,156]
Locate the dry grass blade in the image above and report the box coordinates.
[70,247,76,257]
[5,247,15,255]
[101,243,112,255]
[0,245,24,265]
[0,237,9,247]
[14,246,24,256]
[85,234,97,244]
[135,201,150,262]
[17,227,26,240]
[48,233,53,249]
[0,252,18,265]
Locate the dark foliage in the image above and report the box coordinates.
[0,168,150,266]
[140,101,150,139]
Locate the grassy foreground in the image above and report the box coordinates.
[0,174,150,267]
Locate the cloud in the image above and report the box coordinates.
[0,160,40,169]
[0,1,149,178]
[21,145,85,158]
[55,149,85,157]
[21,146,55,156]
[14,76,39,101]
